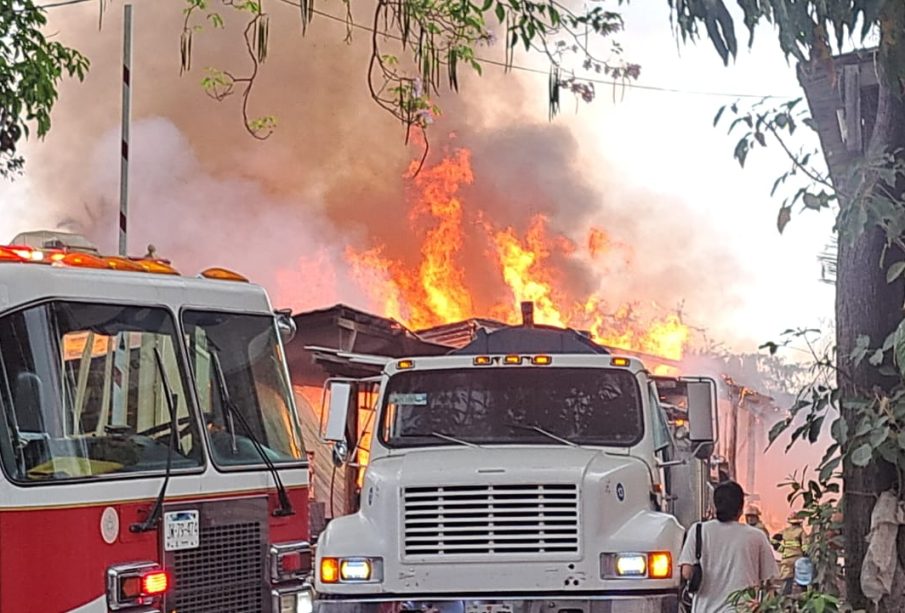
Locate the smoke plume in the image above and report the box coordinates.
[11,0,741,330]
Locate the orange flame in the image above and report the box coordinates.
[492,216,567,328]
[346,148,691,360]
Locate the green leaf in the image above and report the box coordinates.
[814,595,826,613]
[869,348,885,366]
[754,131,766,146]
[897,430,905,450]
[777,206,792,233]
[802,192,822,210]
[734,138,749,167]
[768,418,791,445]
[495,2,505,23]
[851,444,873,466]
[888,262,905,283]
[819,455,841,482]
[808,416,825,443]
[870,425,890,448]
[831,417,848,444]
[895,319,905,378]
[713,105,727,127]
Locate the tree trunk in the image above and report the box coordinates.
[837,11,905,606]
[837,223,902,609]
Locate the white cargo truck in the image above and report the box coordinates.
[313,321,718,613]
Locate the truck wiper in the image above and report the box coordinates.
[508,422,577,447]
[211,350,294,517]
[131,347,179,533]
[429,431,479,448]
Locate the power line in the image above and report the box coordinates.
[38,0,797,100]
[35,0,93,8]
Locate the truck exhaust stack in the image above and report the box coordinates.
[521,300,534,327]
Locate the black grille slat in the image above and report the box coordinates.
[403,483,579,557]
[170,519,265,613]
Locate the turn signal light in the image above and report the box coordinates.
[473,356,493,365]
[531,355,552,365]
[397,359,415,370]
[648,552,672,579]
[320,557,340,584]
[503,355,522,365]
[611,357,630,367]
[141,571,169,595]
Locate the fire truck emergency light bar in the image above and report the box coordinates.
[0,242,248,282]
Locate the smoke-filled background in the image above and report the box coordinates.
[8,1,743,329]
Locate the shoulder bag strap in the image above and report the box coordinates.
[695,522,702,561]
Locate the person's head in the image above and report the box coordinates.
[713,480,745,522]
[744,505,761,525]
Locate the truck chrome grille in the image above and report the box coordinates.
[164,498,269,613]
[403,483,579,557]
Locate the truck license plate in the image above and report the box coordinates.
[466,605,513,613]
[164,510,199,551]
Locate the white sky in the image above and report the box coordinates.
[571,3,836,349]
[0,1,835,353]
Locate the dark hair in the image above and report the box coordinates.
[713,480,745,522]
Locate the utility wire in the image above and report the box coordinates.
[35,0,796,100]
[34,0,93,8]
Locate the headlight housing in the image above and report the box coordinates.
[272,584,314,613]
[601,552,672,579]
[320,557,383,583]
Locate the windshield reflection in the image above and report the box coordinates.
[183,311,305,466]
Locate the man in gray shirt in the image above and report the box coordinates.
[680,481,779,612]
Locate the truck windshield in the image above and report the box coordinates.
[0,302,203,482]
[183,311,305,467]
[381,367,643,447]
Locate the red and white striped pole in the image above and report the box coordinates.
[118,4,133,256]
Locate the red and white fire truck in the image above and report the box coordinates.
[0,231,312,612]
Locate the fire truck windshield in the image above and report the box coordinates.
[0,302,203,482]
[380,367,644,448]
[183,311,304,467]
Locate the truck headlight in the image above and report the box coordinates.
[615,554,647,577]
[320,557,383,583]
[601,552,672,579]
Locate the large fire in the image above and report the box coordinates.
[346,148,690,361]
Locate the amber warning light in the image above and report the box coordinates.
[0,241,256,281]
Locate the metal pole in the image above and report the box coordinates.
[118,4,133,256]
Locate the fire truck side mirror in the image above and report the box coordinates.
[686,379,717,446]
[322,381,354,443]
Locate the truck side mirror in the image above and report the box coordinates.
[322,380,354,443]
[274,309,297,343]
[686,379,717,445]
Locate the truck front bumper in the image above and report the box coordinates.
[315,593,678,613]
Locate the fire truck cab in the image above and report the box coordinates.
[313,323,718,613]
[0,233,312,612]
